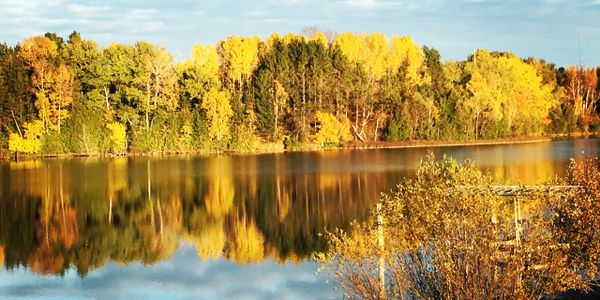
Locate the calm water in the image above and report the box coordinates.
[0,138,599,299]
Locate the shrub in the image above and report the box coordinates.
[8,120,44,154]
[318,155,600,299]
[313,111,352,146]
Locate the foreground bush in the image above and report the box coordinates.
[318,155,600,300]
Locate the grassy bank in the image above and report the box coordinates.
[342,136,554,150]
[1,135,574,162]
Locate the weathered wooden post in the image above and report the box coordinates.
[376,203,386,299]
[513,196,521,246]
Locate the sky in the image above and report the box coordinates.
[0,0,599,67]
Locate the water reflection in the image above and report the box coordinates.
[0,138,599,278]
[0,153,389,276]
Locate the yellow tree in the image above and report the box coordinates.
[313,111,352,146]
[18,36,57,92]
[363,33,388,81]
[333,32,372,141]
[498,56,554,134]
[272,79,288,136]
[49,64,75,132]
[384,35,434,140]
[309,32,329,47]
[218,35,260,93]
[178,43,220,102]
[148,46,179,112]
[106,122,127,153]
[464,50,504,139]
[334,33,426,142]
[18,36,58,132]
[202,88,233,143]
[388,35,427,83]
[465,50,554,138]
[333,32,365,66]
[465,69,503,139]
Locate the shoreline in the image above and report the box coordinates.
[1,135,597,162]
[340,136,554,150]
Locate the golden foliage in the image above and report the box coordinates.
[177,43,220,101]
[19,36,76,132]
[18,36,58,91]
[219,35,260,85]
[465,50,555,138]
[320,154,600,299]
[106,122,127,153]
[388,35,426,84]
[8,120,44,153]
[202,88,234,143]
[552,158,600,282]
[313,111,352,146]
[334,33,426,82]
[48,64,75,131]
[190,43,220,81]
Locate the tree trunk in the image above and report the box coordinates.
[146,82,151,130]
[302,71,306,131]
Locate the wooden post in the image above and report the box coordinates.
[376,203,386,299]
[513,196,521,247]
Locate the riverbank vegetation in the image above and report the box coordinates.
[318,155,600,299]
[0,30,599,156]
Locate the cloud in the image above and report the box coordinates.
[67,4,111,15]
[342,0,404,9]
[280,0,311,5]
[0,0,599,68]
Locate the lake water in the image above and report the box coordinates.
[1,138,599,299]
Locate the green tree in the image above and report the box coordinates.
[0,43,34,137]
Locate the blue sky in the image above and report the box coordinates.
[0,0,599,67]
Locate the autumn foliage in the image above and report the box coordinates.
[0,31,599,155]
[319,155,600,299]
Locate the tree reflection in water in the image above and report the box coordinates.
[0,141,591,276]
[0,152,388,275]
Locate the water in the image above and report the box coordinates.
[0,138,599,299]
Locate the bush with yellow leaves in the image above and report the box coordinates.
[313,111,352,146]
[318,154,600,300]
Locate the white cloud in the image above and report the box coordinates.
[343,0,404,9]
[280,0,311,5]
[67,4,111,15]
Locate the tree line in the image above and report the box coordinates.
[0,31,599,155]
